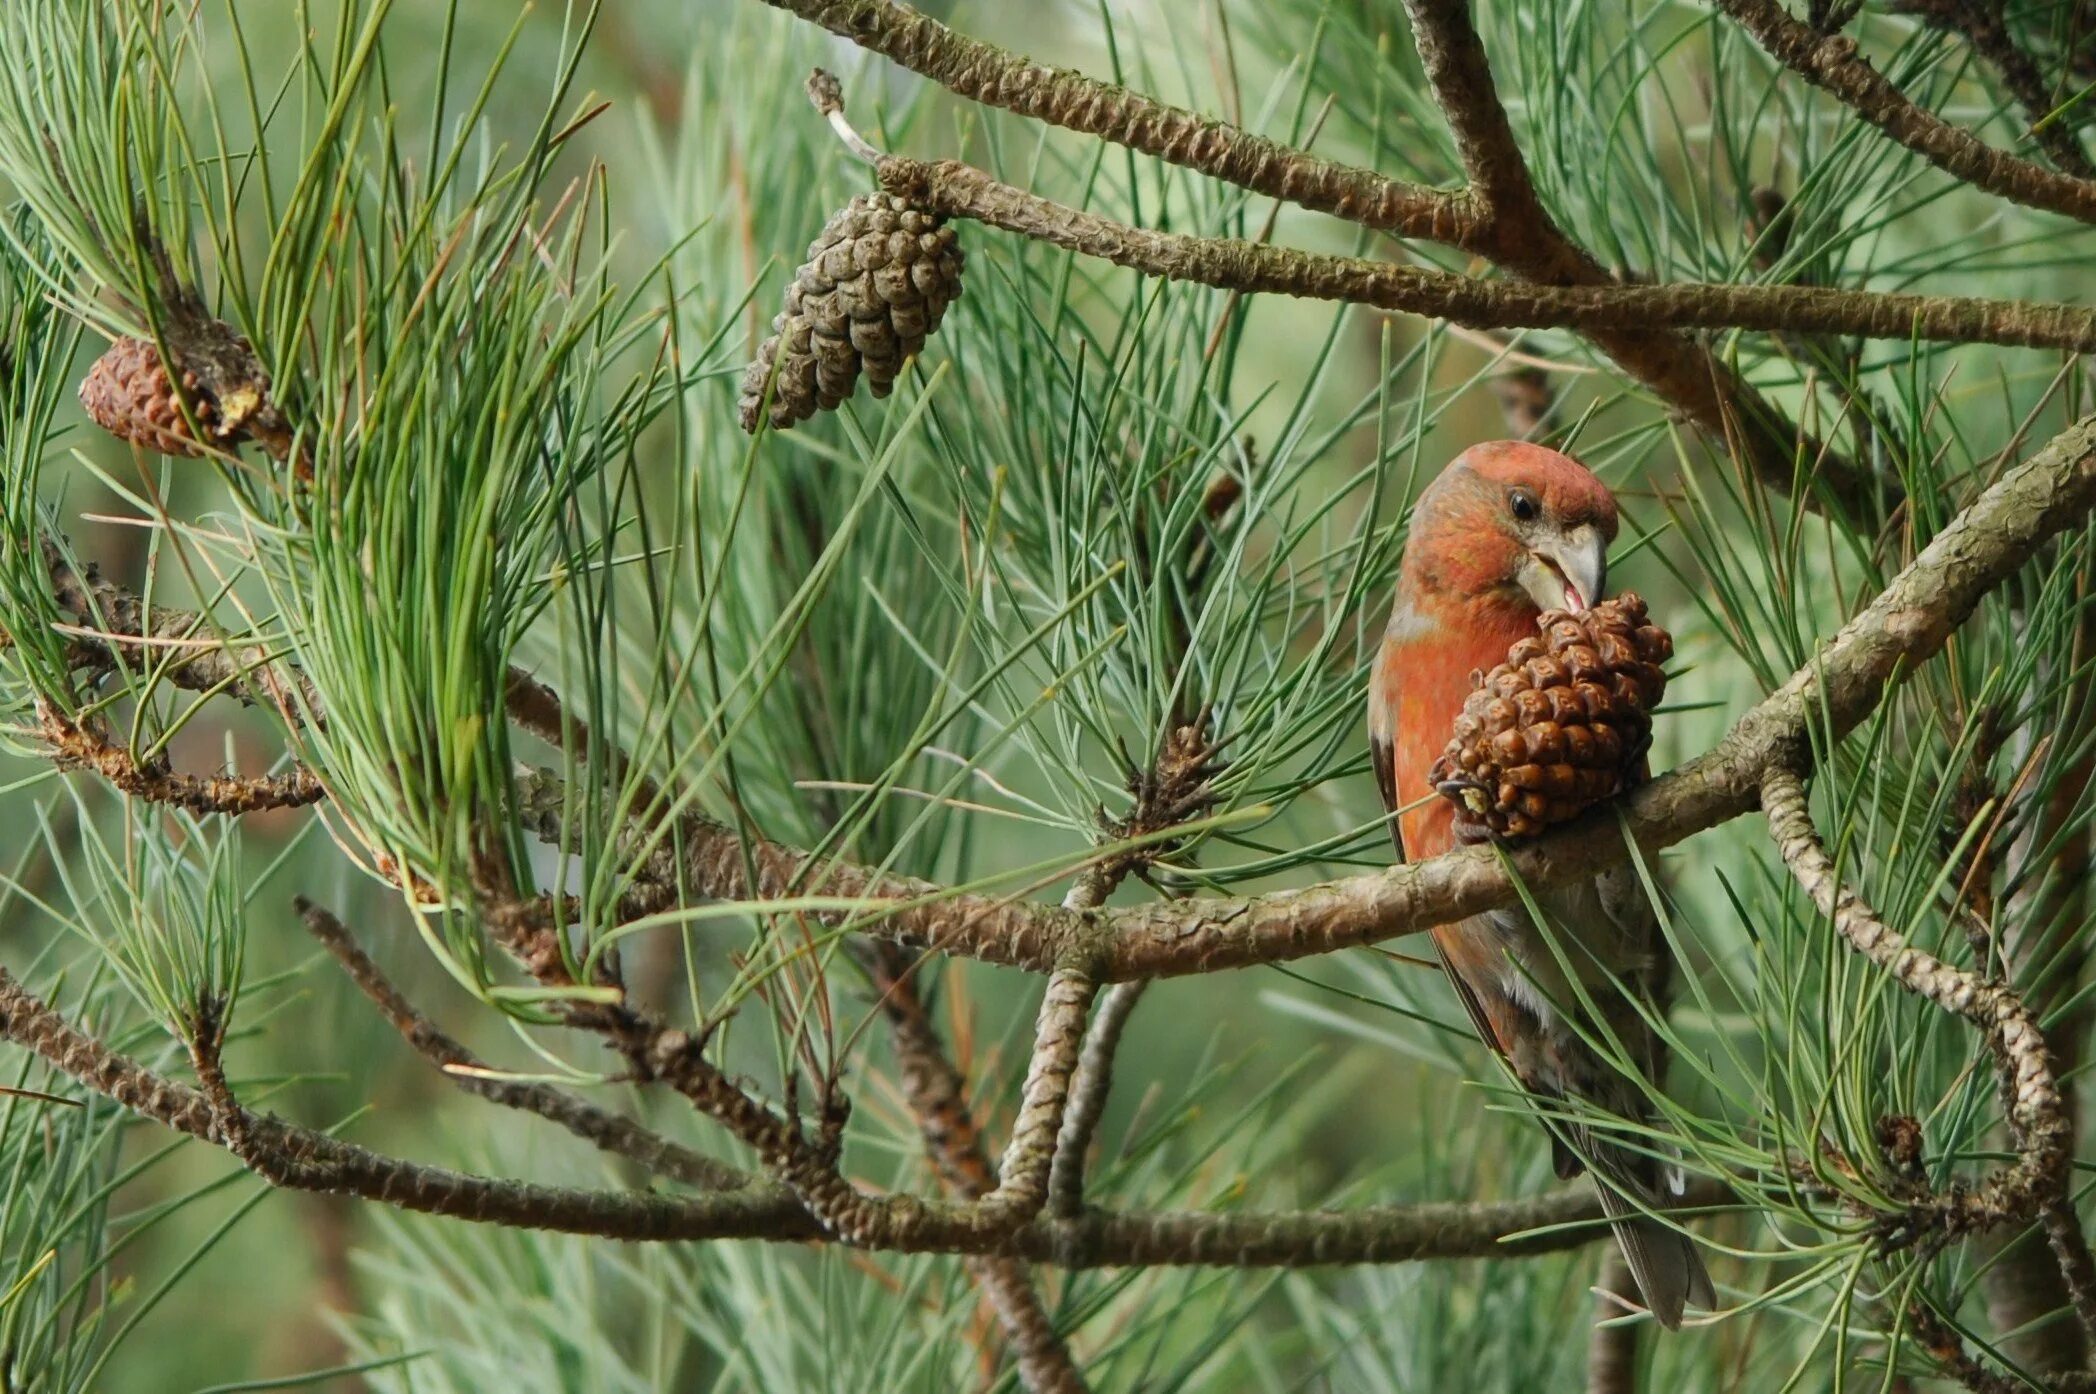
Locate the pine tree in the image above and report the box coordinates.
[1,2,2095,1390]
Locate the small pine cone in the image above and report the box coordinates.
[1429,592,1673,842]
[80,334,253,458]
[738,192,964,433]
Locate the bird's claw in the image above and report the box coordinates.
[1435,777,1493,815]
[1435,778,1504,846]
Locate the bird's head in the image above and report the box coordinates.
[1398,441,1619,617]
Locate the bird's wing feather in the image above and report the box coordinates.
[1370,731,1402,862]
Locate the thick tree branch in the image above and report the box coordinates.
[1718,0,2096,222]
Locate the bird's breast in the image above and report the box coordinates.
[1376,596,1540,859]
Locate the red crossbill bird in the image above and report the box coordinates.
[1367,441,1713,1328]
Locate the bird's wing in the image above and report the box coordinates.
[1432,921,1512,1058]
[1366,632,1406,862]
[1370,729,1402,861]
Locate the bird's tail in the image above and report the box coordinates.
[1590,1153,1714,1330]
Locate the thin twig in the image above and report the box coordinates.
[1588,1253,1645,1393]
[1048,979,1147,1219]
[867,948,1000,1197]
[865,945,1086,1392]
[0,964,801,1241]
[1762,768,2096,1344]
[982,958,1100,1218]
[1905,1296,2027,1394]
[1718,0,2096,221]
[965,1254,1085,1394]
[296,897,748,1191]
[45,542,322,722]
[1402,0,1550,220]
[39,702,325,816]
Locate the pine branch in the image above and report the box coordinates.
[296,897,749,1192]
[866,948,1000,1197]
[1906,1295,2032,1394]
[38,702,325,816]
[761,0,1883,517]
[1963,603,2096,1374]
[982,955,1098,1218]
[1588,1253,1644,1393]
[1895,0,2096,178]
[1047,979,1147,1219]
[44,542,321,721]
[0,951,1748,1265]
[840,574,1221,1382]
[869,153,2096,357]
[864,946,1085,1393]
[1402,0,1544,219]
[966,1255,1085,1394]
[1762,768,2096,1349]
[757,0,1471,241]
[509,407,2096,989]
[506,654,1077,1386]
[691,410,2096,979]
[0,963,803,1242]
[1718,0,2096,220]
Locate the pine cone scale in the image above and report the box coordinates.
[739,192,964,433]
[1430,592,1673,842]
[79,336,224,459]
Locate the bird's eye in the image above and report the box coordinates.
[1508,489,1540,523]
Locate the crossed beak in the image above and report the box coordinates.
[1526,526,1608,613]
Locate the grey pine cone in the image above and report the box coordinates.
[738,192,964,433]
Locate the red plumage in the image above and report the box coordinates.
[1367,441,1713,1328]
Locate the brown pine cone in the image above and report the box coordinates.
[738,192,964,433]
[1430,592,1673,841]
[80,333,256,458]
